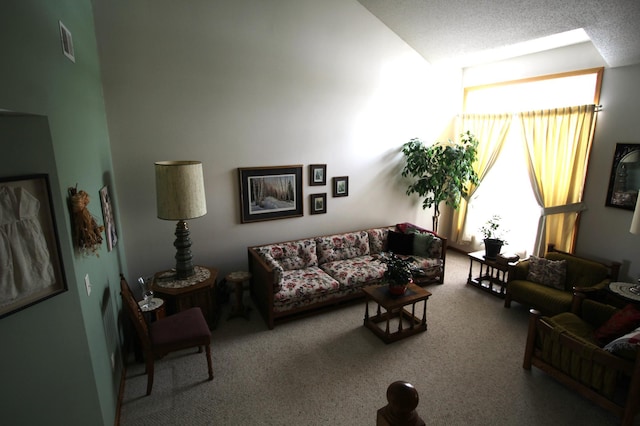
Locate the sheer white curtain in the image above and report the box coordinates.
[452,113,512,243]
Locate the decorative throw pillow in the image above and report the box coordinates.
[603,325,640,354]
[594,304,640,345]
[397,222,429,235]
[412,232,435,258]
[387,230,414,255]
[526,256,567,290]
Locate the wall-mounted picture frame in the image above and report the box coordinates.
[238,165,303,223]
[99,185,118,251]
[310,193,327,215]
[332,176,349,197]
[0,174,68,319]
[309,164,326,186]
[606,143,640,210]
[58,21,75,63]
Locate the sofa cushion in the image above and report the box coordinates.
[396,222,430,234]
[396,222,442,258]
[594,304,640,345]
[387,230,414,255]
[545,252,609,290]
[273,266,341,313]
[413,233,436,258]
[603,325,640,357]
[527,256,567,290]
[546,312,599,344]
[366,227,394,254]
[319,256,385,287]
[316,231,370,264]
[399,255,443,276]
[256,239,317,271]
[507,279,573,316]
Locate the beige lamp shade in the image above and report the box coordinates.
[631,193,640,235]
[155,161,207,220]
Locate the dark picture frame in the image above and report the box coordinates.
[332,176,349,197]
[99,185,118,251]
[309,164,326,186]
[606,143,640,210]
[238,165,303,223]
[310,193,327,215]
[0,174,67,319]
[58,21,75,63]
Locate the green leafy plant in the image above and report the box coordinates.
[401,131,479,232]
[479,215,507,242]
[379,252,413,285]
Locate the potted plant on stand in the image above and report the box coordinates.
[479,215,507,260]
[401,131,479,233]
[379,252,414,296]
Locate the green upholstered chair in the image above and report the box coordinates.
[524,292,640,426]
[505,244,620,316]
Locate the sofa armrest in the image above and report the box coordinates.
[508,260,530,281]
[248,247,280,329]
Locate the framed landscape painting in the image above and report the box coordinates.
[238,165,303,223]
[0,174,67,319]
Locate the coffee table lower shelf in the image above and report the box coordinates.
[362,283,431,344]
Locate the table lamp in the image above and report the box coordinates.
[155,161,207,279]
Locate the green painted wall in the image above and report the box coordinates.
[0,1,125,425]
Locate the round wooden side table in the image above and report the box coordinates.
[138,297,166,321]
[226,271,252,320]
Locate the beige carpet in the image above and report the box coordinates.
[119,250,637,425]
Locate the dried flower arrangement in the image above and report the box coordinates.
[68,185,104,256]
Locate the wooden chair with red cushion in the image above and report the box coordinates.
[120,274,213,395]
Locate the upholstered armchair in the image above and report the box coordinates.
[505,244,620,316]
[524,292,640,425]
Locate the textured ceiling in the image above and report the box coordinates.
[357,0,640,68]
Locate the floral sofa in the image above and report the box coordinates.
[247,223,446,329]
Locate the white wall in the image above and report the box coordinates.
[579,64,640,282]
[93,0,459,281]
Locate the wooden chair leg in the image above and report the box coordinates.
[205,344,214,380]
[146,358,155,396]
[523,309,540,370]
[504,292,512,308]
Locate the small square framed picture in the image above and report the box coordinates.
[310,193,327,214]
[332,176,349,197]
[309,164,326,186]
[59,21,75,63]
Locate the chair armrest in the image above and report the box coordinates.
[571,289,618,327]
[508,260,530,281]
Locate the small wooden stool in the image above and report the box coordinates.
[226,271,252,320]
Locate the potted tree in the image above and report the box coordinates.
[479,215,507,260]
[401,131,479,233]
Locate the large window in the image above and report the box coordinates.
[461,68,603,257]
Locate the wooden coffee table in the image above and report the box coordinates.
[362,283,432,344]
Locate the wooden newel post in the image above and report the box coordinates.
[377,381,425,426]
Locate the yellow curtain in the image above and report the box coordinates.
[520,104,597,254]
[451,113,513,243]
